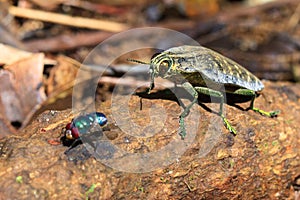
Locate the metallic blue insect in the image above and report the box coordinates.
[62,112,107,153]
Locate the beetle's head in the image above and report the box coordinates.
[127,51,175,93]
[150,53,175,79]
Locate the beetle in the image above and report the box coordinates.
[129,45,279,139]
[62,112,107,152]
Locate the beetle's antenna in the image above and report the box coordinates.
[127,58,149,65]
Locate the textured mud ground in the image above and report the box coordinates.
[0,81,299,199]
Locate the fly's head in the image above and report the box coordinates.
[62,122,80,140]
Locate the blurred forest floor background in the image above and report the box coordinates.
[0,1,299,199]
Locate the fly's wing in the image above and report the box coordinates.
[65,143,92,162]
[80,124,116,160]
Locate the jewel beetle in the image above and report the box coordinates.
[129,45,279,139]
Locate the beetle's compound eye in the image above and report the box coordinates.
[158,59,172,75]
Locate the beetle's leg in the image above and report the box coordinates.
[147,72,155,94]
[174,82,178,93]
[194,87,237,134]
[232,89,279,117]
[147,81,154,94]
[179,82,199,139]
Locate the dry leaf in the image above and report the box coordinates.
[0,53,46,135]
[0,43,57,66]
[47,55,79,95]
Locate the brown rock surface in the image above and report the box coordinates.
[0,81,299,199]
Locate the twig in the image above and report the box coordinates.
[183,180,197,192]
[24,31,112,52]
[8,6,130,32]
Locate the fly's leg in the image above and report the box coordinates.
[233,89,280,117]
[194,87,237,135]
[64,138,82,154]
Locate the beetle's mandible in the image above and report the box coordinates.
[129,45,279,139]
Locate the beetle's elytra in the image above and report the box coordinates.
[129,45,279,139]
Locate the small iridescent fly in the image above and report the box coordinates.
[62,112,107,153]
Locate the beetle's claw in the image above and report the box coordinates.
[179,132,186,140]
[252,108,280,118]
[228,125,237,135]
[221,115,237,135]
[269,110,280,118]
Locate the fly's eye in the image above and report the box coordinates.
[65,130,73,140]
[158,59,171,75]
